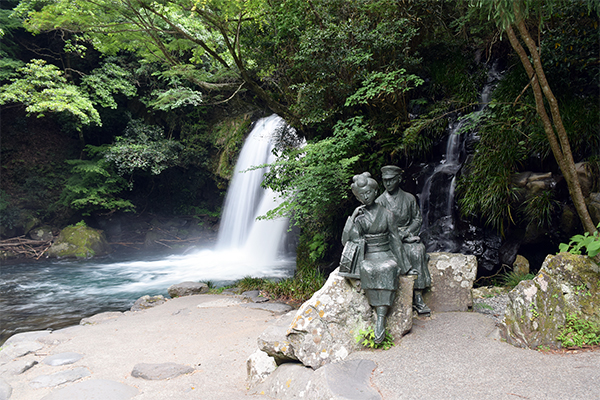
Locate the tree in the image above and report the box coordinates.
[14,0,300,125]
[0,0,25,81]
[475,0,598,234]
[0,59,101,130]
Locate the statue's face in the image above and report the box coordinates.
[382,176,400,193]
[355,186,377,206]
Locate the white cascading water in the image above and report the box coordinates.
[217,114,291,262]
[419,63,502,251]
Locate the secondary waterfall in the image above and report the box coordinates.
[418,64,502,252]
[217,114,291,262]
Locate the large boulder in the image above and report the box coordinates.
[28,225,54,241]
[47,225,110,258]
[424,252,478,312]
[501,253,600,349]
[262,268,414,370]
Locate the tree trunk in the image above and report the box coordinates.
[504,21,597,234]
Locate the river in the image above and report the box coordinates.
[0,245,295,344]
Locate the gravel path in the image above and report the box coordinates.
[472,288,509,325]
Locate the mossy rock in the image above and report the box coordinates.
[540,253,600,324]
[47,225,111,259]
[501,253,599,349]
[211,114,252,181]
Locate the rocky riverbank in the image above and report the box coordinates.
[1,213,220,261]
[0,292,293,400]
[2,287,599,400]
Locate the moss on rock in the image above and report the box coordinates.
[47,225,111,259]
[541,253,600,326]
[501,253,599,349]
[211,114,253,181]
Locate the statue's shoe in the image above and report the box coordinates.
[413,293,431,315]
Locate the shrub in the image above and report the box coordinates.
[557,312,600,348]
[356,326,394,350]
[558,223,600,258]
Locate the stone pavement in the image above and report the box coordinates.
[347,312,600,400]
[0,294,287,400]
[1,294,599,400]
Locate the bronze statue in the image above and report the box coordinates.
[340,172,409,343]
[376,165,431,315]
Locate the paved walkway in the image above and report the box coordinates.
[349,312,600,400]
[1,294,599,399]
[1,295,277,400]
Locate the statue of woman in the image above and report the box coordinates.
[341,172,409,343]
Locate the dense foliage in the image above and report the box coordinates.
[0,59,101,129]
[458,0,599,234]
[1,0,598,270]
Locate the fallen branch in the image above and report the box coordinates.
[0,235,54,259]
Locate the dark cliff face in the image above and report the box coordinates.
[0,108,80,238]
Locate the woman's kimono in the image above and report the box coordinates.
[340,203,409,306]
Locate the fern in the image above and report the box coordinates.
[61,158,134,216]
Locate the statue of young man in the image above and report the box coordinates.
[375,165,432,315]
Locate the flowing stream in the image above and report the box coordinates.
[418,64,502,252]
[0,115,295,343]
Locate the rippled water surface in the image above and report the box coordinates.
[0,247,295,344]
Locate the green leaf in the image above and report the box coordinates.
[0,59,100,129]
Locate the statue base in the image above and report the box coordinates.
[278,268,415,369]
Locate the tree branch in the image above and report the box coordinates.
[137,3,231,69]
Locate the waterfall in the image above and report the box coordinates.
[418,64,502,252]
[0,115,299,343]
[217,114,292,263]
